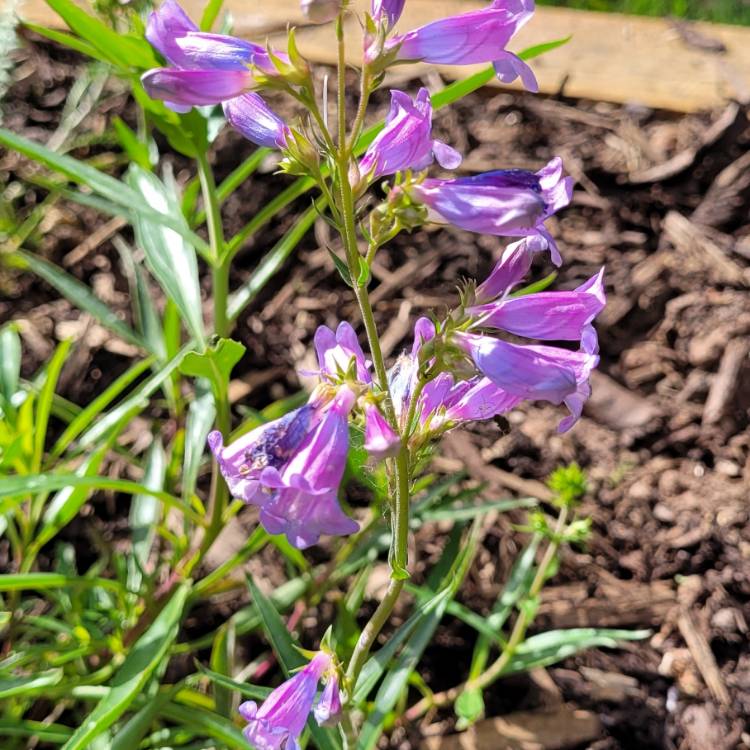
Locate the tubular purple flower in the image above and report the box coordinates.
[453,331,599,432]
[146,0,197,67]
[363,402,400,460]
[141,68,255,106]
[475,235,554,303]
[372,0,406,29]
[240,652,331,750]
[389,317,436,420]
[359,88,461,179]
[382,0,537,91]
[408,157,573,265]
[256,387,359,548]
[223,93,290,148]
[313,674,343,726]
[208,402,318,507]
[469,268,606,344]
[315,322,372,384]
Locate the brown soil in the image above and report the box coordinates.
[2,32,749,750]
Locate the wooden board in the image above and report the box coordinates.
[12,0,750,111]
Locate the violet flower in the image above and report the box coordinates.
[363,402,400,460]
[475,235,554,303]
[241,652,336,750]
[453,331,599,432]
[380,0,538,91]
[469,268,606,349]
[388,317,436,422]
[408,157,573,265]
[254,387,359,549]
[223,93,290,148]
[141,0,289,108]
[372,0,406,29]
[360,88,461,179]
[313,673,343,726]
[208,387,358,548]
[315,322,372,384]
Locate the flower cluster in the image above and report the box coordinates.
[140,0,605,742]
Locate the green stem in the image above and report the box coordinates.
[336,13,347,150]
[405,506,570,718]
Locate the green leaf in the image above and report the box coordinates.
[61,584,189,750]
[199,0,225,30]
[0,129,208,254]
[518,35,573,62]
[0,474,202,525]
[227,201,322,322]
[32,338,73,473]
[0,668,64,699]
[109,692,172,750]
[126,166,205,343]
[418,496,537,523]
[44,0,158,69]
[160,703,247,749]
[7,250,146,350]
[112,116,153,171]
[22,22,107,63]
[128,439,167,591]
[503,628,650,676]
[209,620,236,717]
[182,389,216,500]
[197,663,270,701]
[0,323,21,406]
[179,338,245,397]
[0,718,72,743]
[327,247,353,288]
[0,572,124,593]
[50,356,155,459]
[455,688,484,728]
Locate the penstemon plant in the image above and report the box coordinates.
[0,0,648,748]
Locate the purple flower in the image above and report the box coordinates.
[313,673,343,726]
[475,235,554,303]
[409,157,573,265]
[382,0,537,91]
[470,268,606,350]
[453,331,599,432]
[208,387,358,548]
[223,93,290,148]
[360,88,462,179]
[372,0,406,29]
[141,0,289,108]
[363,402,400,460]
[419,373,523,429]
[254,387,359,548]
[388,317,436,422]
[141,68,255,107]
[240,652,335,750]
[315,322,372,385]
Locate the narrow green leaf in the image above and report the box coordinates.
[45,0,157,69]
[0,668,64,698]
[0,718,72,743]
[179,338,245,396]
[209,620,236,717]
[22,22,106,62]
[128,439,167,590]
[50,356,155,459]
[109,692,171,750]
[199,0,225,31]
[197,664,270,701]
[0,474,202,525]
[61,584,189,750]
[32,338,73,473]
[0,572,124,593]
[419,496,537,523]
[228,201,321,322]
[8,250,145,350]
[160,703,247,749]
[126,166,205,343]
[182,389,215,500]
[0,323,22,405]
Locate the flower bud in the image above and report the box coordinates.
[301,0,341,24]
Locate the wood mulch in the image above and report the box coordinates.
[2,32,749,750]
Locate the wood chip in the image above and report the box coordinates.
[585,371,662,431]
[702,338,750,426]
[420,706,602,750]
[678,611,731,706]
